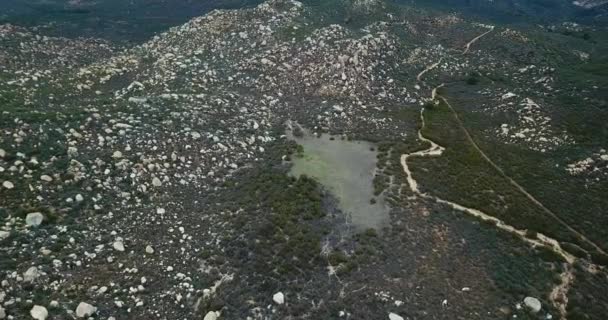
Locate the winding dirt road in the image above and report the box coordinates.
[399,106,575,263]
[416,25,493,82]
[401,25,608,319]
[436,94,606,256]
[431,24,606,256]
[463,26,494,55]
[399,26,606,319]
[416,57,443,82]
[399,101,575,319]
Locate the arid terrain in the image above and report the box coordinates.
[1,0,608,319]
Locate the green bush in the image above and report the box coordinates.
[328,251,349,266]
[466,75,480,85]
[590,251,608,266]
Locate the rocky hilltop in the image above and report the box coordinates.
[573,0,608,9]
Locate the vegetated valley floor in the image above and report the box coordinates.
[1,0,607,319]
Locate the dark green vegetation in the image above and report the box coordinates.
[440,83,608,261]
[567,263,608,320]
[399,0,608,26]
[301,0,397,28]
[408,98,595,254]
[373,142,393,196]
[222,138,385,276]
[0,0,406,43]
[235,168,325,276]
[0,0,263,42]
[2,0,606,44]
[367,103,573,319]
[208,140,389,317]
[370,106,430,201]
[466,72,481,85]
[442,207,564,317]
[211,131,568,318]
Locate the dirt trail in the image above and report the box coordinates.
[399,103,576,319]
[399,107,575,264]
[431,92,607,320]
[550,265,574,320]
[416,57,443,81]
[416,25,492,82]
[436,94,606,256]
[401,27,608,318]
[463,26,494,55]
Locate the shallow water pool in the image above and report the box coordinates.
[288,128,390,231]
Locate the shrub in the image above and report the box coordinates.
[466,75,480,85]
[590,251,608,267]
[328,251,349,266]
[560,242,588,259]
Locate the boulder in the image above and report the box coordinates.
[524,296,542,313]
[113,240,125,252]
[128,97,147,104]
[204,311,219,320]
[26,212,44,227]
[152,177,162,187]
[30,305,48,320]
[501,92,517,100]
[75,302,97,318]
[0,231,9,240]
[273,292,285,305]
[389,313,404,320]
[23,266,39,282]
